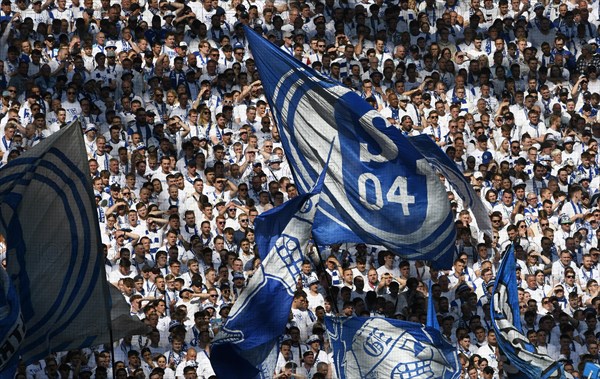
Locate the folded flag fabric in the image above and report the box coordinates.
[491,245,565,378]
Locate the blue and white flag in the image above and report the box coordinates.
[0,268,24,378]
[325,316,461,379]
[0,121,112,365]
[491,245,565,378]
[409,135,493,237]
[210,166,327,378]
[245,27,457,268]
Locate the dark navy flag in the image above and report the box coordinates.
[108,284,151,340]
[491,245,565,379]
[245,27,457,268]
[325,316,460,379]
[210,166,327,378]
[0,269,24,379]
[409,135,493,237]
[0,121,112,365]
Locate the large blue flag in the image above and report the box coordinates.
[325,316,460,379]
[491,245,565,378]
[409,135,493,237]
[0,121,112,367]
[245,27,456,268]
[210,165,327,378]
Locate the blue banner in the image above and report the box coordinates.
[325,316,460,379]
[491,245,565,378]
[245,27,457,268]
[210,165,326,378]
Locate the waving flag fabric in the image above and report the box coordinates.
[409,135,493,237]
[0,121,112,366]
[245,27,456,267]
[491,245,565,378]
[325,316,460,379]
[0,268,24,378]
[210,166,327,378]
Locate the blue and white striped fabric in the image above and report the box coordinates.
[245,27,457,267]
[210,165,326,378]
[0,268,24,378]
[409,135,493,237]
[491,245,566,379]
[325,316,461,379]
[0,121,111,365]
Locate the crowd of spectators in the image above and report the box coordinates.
[4,0,600,377]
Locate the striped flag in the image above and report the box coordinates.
[0,121,112,366]
[245,27,457,267]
